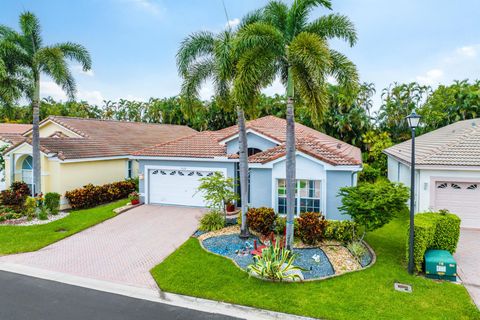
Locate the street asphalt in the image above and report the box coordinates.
[0,271,241,320]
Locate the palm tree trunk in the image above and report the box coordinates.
[237,106,250,239]
[285,68,296,249]
[32,75,41,196]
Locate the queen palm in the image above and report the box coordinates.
[0,12,91,194]
[176,28,254,237]
[235,0,359,248]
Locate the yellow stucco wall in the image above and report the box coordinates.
[25,121,80,138]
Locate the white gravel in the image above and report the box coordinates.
[0,211,70,226]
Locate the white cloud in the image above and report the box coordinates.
[128,0,164,16]
[73,65,95,77]
[78,90,105,105]
[416,68,444,85]
[456,45,477,58]
[40,81,67,101]
[225,18,240,29]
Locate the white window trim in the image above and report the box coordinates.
[275,179,323,216]
[143,165,227,205]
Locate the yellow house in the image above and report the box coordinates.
[2,116,196,208]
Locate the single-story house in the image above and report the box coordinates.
[384,118,480,229]
[0,123,33,190]
[3,116,196,208]
[132,116,362,220]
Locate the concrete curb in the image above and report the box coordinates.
[0,262,317,320]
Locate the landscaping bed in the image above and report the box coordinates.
[197,225,372,280]
[151,211,479,320]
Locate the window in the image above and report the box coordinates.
[277,179,321,215]
[127,160,133,178]
[247,148,262,156]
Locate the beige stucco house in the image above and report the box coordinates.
[2,116,195,208]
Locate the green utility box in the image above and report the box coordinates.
[425,249,457,281]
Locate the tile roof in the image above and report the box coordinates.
[384,118,480,166]
[0,123,31,145]
[5,116,196,160]
[134,115,362,166]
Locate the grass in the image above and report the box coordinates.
[151,212,480,320]
[0,199,128,255]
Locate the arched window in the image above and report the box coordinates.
[21,156,33,194]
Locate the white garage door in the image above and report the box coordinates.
[434,181,480,229]
[147,168,219,207]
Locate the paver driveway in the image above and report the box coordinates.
[0,205,202,289]
[455,229,480,309]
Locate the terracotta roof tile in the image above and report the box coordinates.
[0,123,31,134]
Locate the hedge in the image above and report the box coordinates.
[407,211,461,273]
[65,180,136,209]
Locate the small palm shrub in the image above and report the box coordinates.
[297,212,327,245]
[247,243,303,281]
[44,192,61,215]
[38,206,49,220]
[246,207,276,235]
[347,241,367,259]
[199,210,225,232]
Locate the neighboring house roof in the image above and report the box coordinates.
[384,118,480,167]
[5,116,197,160]
[0,123,32,145]
[134,115,362,166]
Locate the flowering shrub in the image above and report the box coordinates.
[246,207,276,235]
[65,180,136,209]
[128,191,139,201]
[297,212,328,245]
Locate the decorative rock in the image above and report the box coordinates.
[0,211,70,226]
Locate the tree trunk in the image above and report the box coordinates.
[32,75,41,196]
[285,68,296,249]
[237,106,250,239]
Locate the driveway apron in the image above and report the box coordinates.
[455,229,480,309]
[0,205,202,289]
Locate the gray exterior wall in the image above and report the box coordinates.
[326,170,355,220]
[138,159,235,201]
[226,132,277,154]
[249,168,272,208]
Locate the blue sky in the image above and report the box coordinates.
[2,0,480,109]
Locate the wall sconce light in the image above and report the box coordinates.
[138,173,144,180]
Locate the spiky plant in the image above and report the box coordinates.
[0,12,91,195]
[234,0,359,248]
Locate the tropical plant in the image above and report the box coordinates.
[360,130,393,181]
[235,0,359,248]
[339,180,409,238]
[199,210,225,232]
[196,172,238,216]
[176,25,255,238]
[347,241,367,260]
[247,242,303,281]
[246,207,276,235]
[0,12,92,195]
[297,211,327,245]
[44,192,60,215]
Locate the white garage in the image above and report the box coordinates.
[145,166,226,207]
[433,181,480,229]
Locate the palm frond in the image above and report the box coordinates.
[287,0,332,39]
[235,22,284,58]
[56,42,92,71]
[180,57,215,102]
[36,46,76,99]
[176,31,215,77]
[19,11,42,51]
[329,49,359,95]
[237,9,263,30]
[263,1,289,34]
[305,14,357,46]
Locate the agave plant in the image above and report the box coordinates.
[247,243,303,281]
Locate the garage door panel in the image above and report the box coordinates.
[147,168,217,207]
[434,181,480,229]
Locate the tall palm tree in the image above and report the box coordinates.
[235,0,359,248]
[176,28,254,237]
[0,12,91,194]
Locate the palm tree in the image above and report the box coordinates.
[235,0,359,248]
[176,28,254,237]
[0,12,91,194]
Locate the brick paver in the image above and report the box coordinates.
[455,229,480,309]
[0,205,202,289]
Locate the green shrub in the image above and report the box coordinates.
[246,207,276,235]
[44,192,61,215]
[274,216,300,237]
[358,163,382,183]
[297,212,327,245]
[407,211,461,273]
[324,220,357,243]
[347,241,367,259]
[339,180,409,234]
[38,206,49,220]
[199,210,225,232]
[23,197,37,218]
[247,243,303,281]
[65,180,136,209]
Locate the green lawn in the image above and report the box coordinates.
[0,199,128,255]
[151,212,480,320]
